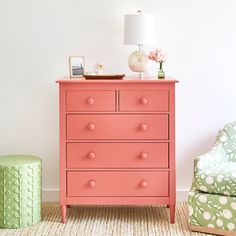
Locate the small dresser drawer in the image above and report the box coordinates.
[119,90,169,112]
[67,142,168,168]
[67,171,169,197]
[67,114,168,140]
[66,90,115,112]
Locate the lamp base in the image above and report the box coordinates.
[128,50,149,74]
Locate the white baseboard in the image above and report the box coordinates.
[176,189,189,202]
[42,189,189,203]
[42,189,60,202]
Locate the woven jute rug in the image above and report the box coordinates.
[0,203,210,236]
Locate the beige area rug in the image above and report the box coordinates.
[0,203,211,236]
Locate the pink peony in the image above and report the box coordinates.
[148,49,167,62]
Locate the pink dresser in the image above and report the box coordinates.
[57,78,177,223]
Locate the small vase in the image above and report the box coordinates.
[158,62,165,79]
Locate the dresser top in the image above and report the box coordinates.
[56,76,178,84]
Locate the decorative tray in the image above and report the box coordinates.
[84,74,125,80]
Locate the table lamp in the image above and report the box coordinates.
[124,11,157,79]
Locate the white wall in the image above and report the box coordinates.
[1,0,236,202]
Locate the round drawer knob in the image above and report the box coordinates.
[140,124,148,131]
[88,152,96,159]
[88,180,96,188]
[140,97,148,105]
[87,123,95,131]
[87,97,95,105]
[140,152,148,160]
[140,180,148,188]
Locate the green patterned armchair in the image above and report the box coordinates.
[188,122,236,236]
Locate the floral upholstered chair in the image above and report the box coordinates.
[188,122,236,236]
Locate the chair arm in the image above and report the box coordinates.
[194,144,227,175]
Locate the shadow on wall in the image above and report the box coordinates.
[176,131,216,190]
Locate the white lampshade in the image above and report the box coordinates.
[124,12,157,46]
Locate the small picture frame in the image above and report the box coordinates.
[69,56,85,78]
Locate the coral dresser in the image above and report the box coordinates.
[56,77,177,223]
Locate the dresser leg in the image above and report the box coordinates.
[169,205,175,224]
[61,205,67,223]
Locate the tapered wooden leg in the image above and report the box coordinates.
[169,205,175,224]
[61,205,67,223]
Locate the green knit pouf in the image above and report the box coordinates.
[0,155,42,228]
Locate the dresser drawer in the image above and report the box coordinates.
[67,142,168,168]
[67,171,169,197]
[67,114,168,140]
[119,90,169,112]
[66,90,115,112]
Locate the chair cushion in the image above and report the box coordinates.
[188,190,236,231]
[195,162,236,196]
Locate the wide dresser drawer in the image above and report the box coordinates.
[119,90,169,112]
[67,171,169,197]
[67,142,168,168]
[66,90,116,112]
[67,114,168,140]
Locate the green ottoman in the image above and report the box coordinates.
[0,155,42,228]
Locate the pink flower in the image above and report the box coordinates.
[148,49,167,62]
